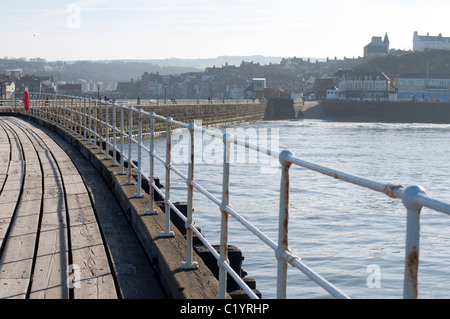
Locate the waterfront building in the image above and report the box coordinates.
[337,71,391,101]
[364,33,390,58]
[413,32,450,51]
[57,83,82,96]
[396,73,450,102]
[326,88,341,100]
[0,81,15,99]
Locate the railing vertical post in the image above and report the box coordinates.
[65,96,69,130]
[53,95,57,123]
[87,99,92,145]
[160,117,175,238]
[181,123,199,270]
[63,97,68,130]
[56,95,60,124]
[39,93,43,118]
[134,109,144,198]
[65,96,69,129]
[54,95,57,122]
[98,99,105,154]
[146,112,158,215]
[402,185,425,299]
[38,94,41,118]
[92,99,98,149]
[78,97,82,137]
[218,133,232,299]
[118,106,126,175]
[104,101,110,159]
[82,98,87,141]
[277,150,293,299]
[70,97,75,133]
[112,101,118,166]
[125,106,134,185]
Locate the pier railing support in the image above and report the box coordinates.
[134,108,144,198]
[218,133,232,299]
[276,150,293,299]
[111,101,118,166]
[118,106,126,175]
[181,123,199,270]
[160,117,175,238]
[125,106,134,185]
[145,113,158,215]
[402,185,426,299]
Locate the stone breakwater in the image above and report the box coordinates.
[141,101,267,129]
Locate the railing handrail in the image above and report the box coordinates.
[17,92,450,299]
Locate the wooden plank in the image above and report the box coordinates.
[21,121,117,299]
[16,122,71,299]
[0,120,42,299]
[29,192,69,299]
[0,123,10,178]
[0,120,24,250]
[38,119,165,298]
[27,118,165,299]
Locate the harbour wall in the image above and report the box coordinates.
[263,98,303,121]
[322,100,450,124]
[141,101,267,127]
[130,98,300,126]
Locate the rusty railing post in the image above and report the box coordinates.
[218,133,232,298]
[276,150,293,299]
[402,185,426,299]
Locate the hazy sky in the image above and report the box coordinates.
[1,0,449,61]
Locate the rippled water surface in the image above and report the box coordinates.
[138,119,450,299]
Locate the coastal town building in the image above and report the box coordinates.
[397,73,450,102]
[0,81,15,99]
[364,34,390,58]
[57,83,82,96]
[333,71,391,101]
[413,32,450,51]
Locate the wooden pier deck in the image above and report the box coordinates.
[0,116,166,299]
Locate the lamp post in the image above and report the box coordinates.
[0,81,3,106]
[164,83,167,104]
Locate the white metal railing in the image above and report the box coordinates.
[0,97,20,110]
[14,92,450,299]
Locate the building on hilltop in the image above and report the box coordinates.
[413,31,450,51]
[364,33,389,58]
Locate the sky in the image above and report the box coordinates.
[1,0,449,62]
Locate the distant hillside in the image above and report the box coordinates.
[142,55,285,69]
[51,60,201,82]
[0,55,285,83]
[355,50,450,78]
[0,59,200,82]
